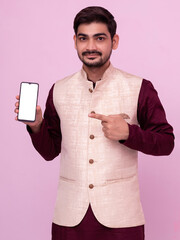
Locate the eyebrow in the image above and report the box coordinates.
[77,33,108,37]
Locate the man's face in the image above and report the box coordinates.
[74,22,119,68]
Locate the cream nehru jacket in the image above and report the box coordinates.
[53,64,145,228]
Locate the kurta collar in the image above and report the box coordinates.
[80,63,115,83]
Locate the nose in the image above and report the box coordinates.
[86,39,97,51]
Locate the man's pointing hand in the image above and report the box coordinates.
[88,113,130,141]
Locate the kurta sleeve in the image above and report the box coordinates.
[27,84,62,160]
[121,79,174,156]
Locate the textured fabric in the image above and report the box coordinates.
[29,73,174,160]
[28,64,174,237]
[51,64,144,227]
[51,205,144,240]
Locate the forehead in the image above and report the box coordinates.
[77,22,110,36]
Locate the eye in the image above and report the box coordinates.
[79,37,87,41]
[97,37,105,41]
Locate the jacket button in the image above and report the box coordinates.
[89,159,94,164]
[89,184,94,189]
[89,88,93,93]
[90,135,95,139]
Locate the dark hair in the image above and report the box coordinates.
[73,6,117,39]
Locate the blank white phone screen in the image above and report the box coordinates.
[18,82,39,122]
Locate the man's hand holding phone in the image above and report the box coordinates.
[15,95,43,133]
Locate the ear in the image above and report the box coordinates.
[73,35,77,50]
[112,34,119,50]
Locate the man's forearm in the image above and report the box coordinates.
[27,119,62,161]
[122,124,174,156]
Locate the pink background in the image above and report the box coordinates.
[1,0,180,239]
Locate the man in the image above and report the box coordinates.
[15,6,174,240]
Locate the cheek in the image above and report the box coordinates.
[98,42,112,53]
[76,44,86,53]
[101,45,112,55]
[75,46,82,55]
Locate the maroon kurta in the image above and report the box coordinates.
[51,205,144,240]
[28,79,174,240]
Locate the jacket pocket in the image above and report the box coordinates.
[60,176,75,183]
[105,165,137,184]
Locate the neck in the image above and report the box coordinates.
[83,61,110,83]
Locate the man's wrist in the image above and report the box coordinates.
[27,121,42,134]
[123,122,130,140]
[119,123,130,143]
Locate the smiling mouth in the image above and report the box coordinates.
[86,55,99,60]
[83,53,102,60]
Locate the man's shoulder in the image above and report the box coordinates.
[55,70,82,86]
[111,66,143,90]
[112,66,142,82]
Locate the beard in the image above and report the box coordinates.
[77,50,112,68]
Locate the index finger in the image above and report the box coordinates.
[88,113,109,122]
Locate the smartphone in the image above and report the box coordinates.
[18,82,39,122]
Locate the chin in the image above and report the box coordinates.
[84,62,104,68]
[83,59,104,67]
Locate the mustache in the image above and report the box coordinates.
[82,51,102,56]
